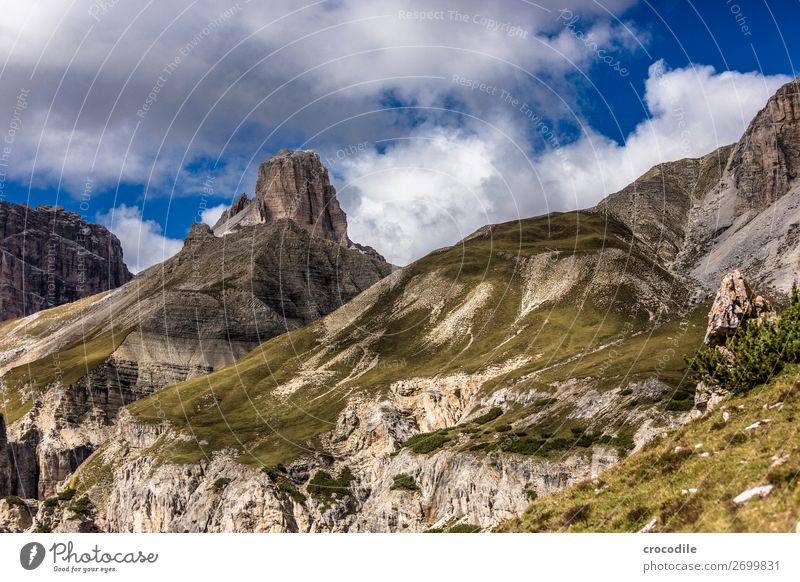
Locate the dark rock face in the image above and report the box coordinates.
[730,77,800,212]
[213,150,385,261]
[0,202,133,321]
[0,415,11,496]
[593,145,733,265]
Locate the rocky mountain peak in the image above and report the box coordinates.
[729,76,800,212]
[213,149,348,244]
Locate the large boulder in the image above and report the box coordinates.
[703,269,772,346]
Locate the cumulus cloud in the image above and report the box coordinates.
[200,203,228,226]
[532,62,792,208]
[0,0,640,195]
[337,62,791,264]
[338,129,501,264]
[97,205,183,273]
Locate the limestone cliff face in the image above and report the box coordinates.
[593,145,732,266]
[729,77,800,212]
[213,150,385,260]
[0,202,132,321]
[214,150,347,243]
[52,368,630,532]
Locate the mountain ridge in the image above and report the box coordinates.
[2,77,800,532]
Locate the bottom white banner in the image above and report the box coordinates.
[1,533,797,581]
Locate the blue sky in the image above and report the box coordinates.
[0,0,797,269]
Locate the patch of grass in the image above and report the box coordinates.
[494,424,512,433]
[212,478,231,493]
[2,495,25,506]
[562,503,592,526]
[390,473,419,492]
[500,365,800,532]
[43,497,59,508]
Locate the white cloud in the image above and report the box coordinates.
[0,0,641,194]
[97,204,183,273]
[337,63,792,264]
[339,129,501,264]
[533,62,792,208]
[200,203,228,226]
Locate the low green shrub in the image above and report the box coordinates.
[212,477,231,493]
[689,284,800,393]
[69,495,91,517]
[448,523,481,533]
[472,407,503,425]
[307,467,354,505]
[390,473,419,492]
[403,430,451,454]
[276,478,307,504]
[262,464,287,482]
[2,495,25,506]
[57,488,76,501]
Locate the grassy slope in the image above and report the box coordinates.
[501,365,800,532]
[120,211,700,469]
[1,326,131,424]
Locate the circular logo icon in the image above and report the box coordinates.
[20,542,46,570]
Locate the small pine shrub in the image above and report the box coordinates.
[448,523,481,533]
[262,464,287,482]
[307,467,354,505]
[403,430,451,454]
[472,407,503,425]
[690,283,800,393]
[57,488,76,501]
[69,495,91,517]
[212,477,231,493]
[390,473,419,492]
[276,479,307,504]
